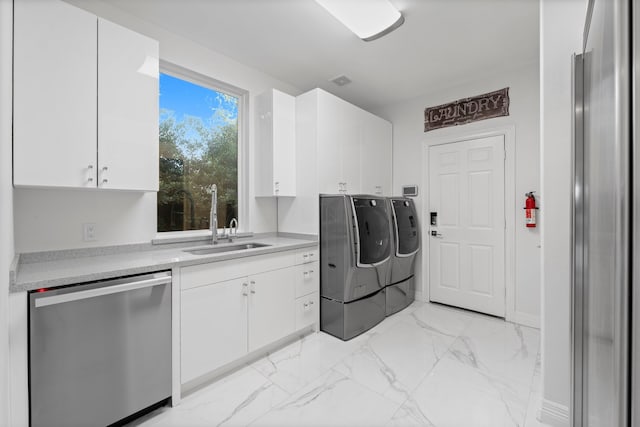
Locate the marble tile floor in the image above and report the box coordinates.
[131,301,550,427]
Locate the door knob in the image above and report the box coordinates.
[431,230,442,238]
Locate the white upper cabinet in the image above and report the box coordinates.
[278,89,392,234]
[303,89,390,196]
[13,0,98,188]
[255,89,296,197]
[359,110,392,196]
[98,19,159,191]
[316,90,361,194]
[13,0,159,191]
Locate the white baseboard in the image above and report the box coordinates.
[414,290,425,302]
[540,398,570,427]
[511,311,540,329]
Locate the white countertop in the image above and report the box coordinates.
[11,236,317,292]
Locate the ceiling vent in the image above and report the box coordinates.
[330,75,352,86]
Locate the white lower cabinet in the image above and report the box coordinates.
[180,248,319,386]
[248,268,296,351]
[295,292,319,330]
[180,278,248,384]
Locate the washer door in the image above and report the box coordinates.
[392,199,420,257]
[352,197,391,266]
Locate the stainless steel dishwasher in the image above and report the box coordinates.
[29,271,172,427]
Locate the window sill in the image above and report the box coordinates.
[152,230,253,245]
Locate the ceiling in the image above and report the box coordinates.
[105,0,539,111]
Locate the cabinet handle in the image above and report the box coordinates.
[250,280,256,294]
[102,166,108,171]
[309,300,315,305]
[242,282,248,296]
[309,253,315,259]
[88,165,93,169]
[88,177,94,182]
[102,179,108,184]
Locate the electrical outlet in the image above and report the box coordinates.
[83,223,97,242]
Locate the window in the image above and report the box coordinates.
[157,66,244,233]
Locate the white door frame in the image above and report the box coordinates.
[421,125,516,323]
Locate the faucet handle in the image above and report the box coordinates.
[229,218,238,235]
[206,184,218,194]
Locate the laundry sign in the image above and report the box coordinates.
[423,88,510,132]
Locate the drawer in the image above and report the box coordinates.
[295,248,319,265]
[294,262,318,298]
[295,292,319,330]
[181,251,296,291]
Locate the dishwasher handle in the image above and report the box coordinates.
[34,275,172,308]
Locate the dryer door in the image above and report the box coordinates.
[392,199,420,257]
[351,197,391,267]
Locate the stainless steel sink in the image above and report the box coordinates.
[184,242,271,256]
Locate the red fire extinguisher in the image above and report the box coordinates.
[524,192,537,228]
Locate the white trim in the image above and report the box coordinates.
[513,311,540,329]
[9,292,28,427]
[171,267,181,406]
[421,125,520,324]
[157,60,250,233]
[540,398,570,427]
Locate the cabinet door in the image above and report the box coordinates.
[360,113,392,196]
[98,19,159,191]
[272,90,296,197]
[317,92,346,194]
[248,267,296,352]
[340,104,362,194]
[13,0,97,188]
[181,278,248,384]
[254,90,275,197]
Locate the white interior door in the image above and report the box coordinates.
[428,135,505,317]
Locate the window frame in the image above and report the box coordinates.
[156,60,249,237]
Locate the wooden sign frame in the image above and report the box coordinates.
[424,88,510,132]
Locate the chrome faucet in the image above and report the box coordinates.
[209,184,218,244]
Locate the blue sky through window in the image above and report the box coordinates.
[159,73,238,131]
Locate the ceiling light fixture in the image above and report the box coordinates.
[314,0,404,42]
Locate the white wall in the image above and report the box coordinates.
[13,0,302,253]
[0,0,14,423]
[539,0,586,424]
[373,62,541,326]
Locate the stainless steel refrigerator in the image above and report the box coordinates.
[572,0,638,425]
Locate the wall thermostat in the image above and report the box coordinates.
[402,185,418,197]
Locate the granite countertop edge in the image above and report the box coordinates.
[11,236,318,293]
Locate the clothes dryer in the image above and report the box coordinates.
[387,197,420,315]
[320,194,391,340]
